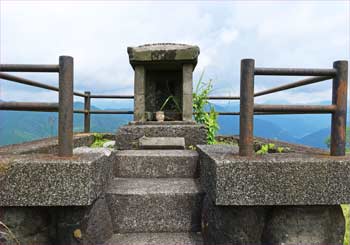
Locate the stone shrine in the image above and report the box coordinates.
[128,43,199,121]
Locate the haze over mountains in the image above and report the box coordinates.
[0,101,337,149]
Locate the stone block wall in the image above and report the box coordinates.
[198,144,348,244]
[0,134,115,245]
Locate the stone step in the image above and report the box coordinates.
[105,232,203,245]
[139,136,185,149]
[114,150,199,178]
[106,178,203,233]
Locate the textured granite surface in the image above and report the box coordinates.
[0,149,113,206]
[114,150,199,178]
[0,196,114,245]
[115,122,207,150]
[106,232,203,245]
[0,133,95,155]
[106,178,203,233]
[128,43,200,65]
[54,196,113,245]
[202,195,266,245]
[138,136,185,149]
[198,144,350,205]
[261,205,344,244]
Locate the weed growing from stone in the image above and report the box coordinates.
[91,133,110,147]
[0,221,20,244]
[256,143,285,154]
[193,73,219,144]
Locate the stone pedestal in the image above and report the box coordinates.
[0,148,114,244]
[197,144,348,244]
[115,121,207,150]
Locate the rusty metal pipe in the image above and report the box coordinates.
[331,60,348,156]
[207,96,240,100]
[84,91,91,133]
[0,64,59,72]
[0,72,86,97]
[58,56,73,157]
[254,67,337,76]
[254,104,336,114]
[89,110,134,114]
[89,94,134,99]
[74,110,85,114]
[0,72,59,92]
[0,102,58,111]
[239,59,255,156]
[254,76,333,97]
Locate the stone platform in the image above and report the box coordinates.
[0,148,112,206]
[197,144,348,244]
[115,121,206,150]
[198,144,350,205]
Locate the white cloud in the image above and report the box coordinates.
[0,1,348,105]
[220,28,239,44]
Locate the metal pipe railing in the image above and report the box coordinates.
[84,91,91,133]
[0,102,58,112]
[331,60,348,156]
[89,94,134,99]
[58,56,74,157]
[239,59,348,157]
[239,59,255,156]
[254,76,332,97]
[207,96,240,100]
[254,67,337,76]
[1,57,347,158]
[0,64,59,72]
[0,72,86,97]
[254,104,337,114]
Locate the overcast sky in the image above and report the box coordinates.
[0,1,349,108]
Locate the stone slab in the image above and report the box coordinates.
[115,122,207,150]
[138,136,185,149]
[106,178,203,233]
[0,133,94,155]
[0,148,113,206]
[128,43,200,65]
[197,144,350,205]
[114,150,199,178]
[105,232,203,245]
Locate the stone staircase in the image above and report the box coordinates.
[105,137,204,244]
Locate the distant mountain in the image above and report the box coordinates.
[0,100,336,150]
[0,102,132,146]
[297,128,331,149]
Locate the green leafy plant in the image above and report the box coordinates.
[277,146,284,153]
[342,204,350,245]
[91,133,109,148]
[159,95,181,112]
[256,144,270,155]
[193,74,219,144]
[256,143,285,154]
